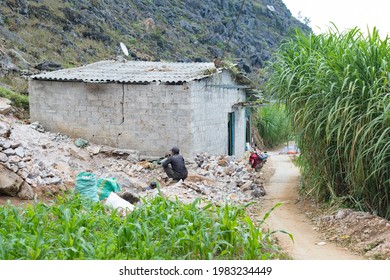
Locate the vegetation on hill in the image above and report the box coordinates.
[266,27,390,219]
[0,0,309,88]
[0,86,29,110]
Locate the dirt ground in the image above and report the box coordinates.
[253,151,390,260]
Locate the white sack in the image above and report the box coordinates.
[105,192,134,212]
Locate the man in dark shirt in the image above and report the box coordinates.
[162,147,188,181]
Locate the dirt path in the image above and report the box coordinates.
[262,152,364,260]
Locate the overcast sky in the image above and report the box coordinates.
[282,0,389,37]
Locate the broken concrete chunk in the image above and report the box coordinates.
[2,141,11,149]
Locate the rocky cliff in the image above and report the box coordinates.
[0,0,309,87]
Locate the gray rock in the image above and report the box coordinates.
[35,60,62,71]
[0,97,12,115]
[15,146,24,158]
[0,164,24,196]
[251,187,266,198]
[8,164,19,173]
[240,180,253,192]
[68,146,90,161]
[17,182,35,200]
[0,152,8,162]
[126,150,140,163]
[8,155,21,163]
[25,178,38,188]
[17,161,26,169]
[10,142,20,149]
[2,141,11,149]
[30,122,45,132]
[44,177,62,185]
[0,122,11,137]
[335,209,352,219]
[3,148,16,156]
[17,169,29,179]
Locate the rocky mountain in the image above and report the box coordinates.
[0,0,310,91]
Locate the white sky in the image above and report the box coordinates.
[282,0,390,37]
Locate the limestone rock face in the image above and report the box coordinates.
[0,0,310,75]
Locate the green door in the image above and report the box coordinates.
[228,112,235,156]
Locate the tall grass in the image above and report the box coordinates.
[0,192,289,259]
[255,103,292,148]
[266,27,390,218]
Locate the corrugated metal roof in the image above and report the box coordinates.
[30,60,217,84]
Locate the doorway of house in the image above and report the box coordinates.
[228,112,235,156]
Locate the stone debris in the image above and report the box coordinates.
[0,117,266,206]
[0,97,12,115]
[29,121,45,132]
[0,121,10,137]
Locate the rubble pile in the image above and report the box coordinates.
[0,114,267,206]
[0,122,73,199]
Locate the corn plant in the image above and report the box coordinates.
[266,26,390,218]
[0,192,289,260]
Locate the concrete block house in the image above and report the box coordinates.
[29,60,253,159]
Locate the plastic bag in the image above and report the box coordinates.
[97,177,121,200]
[75,172,99,202]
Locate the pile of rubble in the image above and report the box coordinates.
[0,111,268,206]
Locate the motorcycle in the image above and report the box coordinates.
[249,151,268,171]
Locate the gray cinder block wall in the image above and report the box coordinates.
[29,70,247,159]
[189,71,246,159]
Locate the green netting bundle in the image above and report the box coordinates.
[75,172,99,202]
[97,178,121,200]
